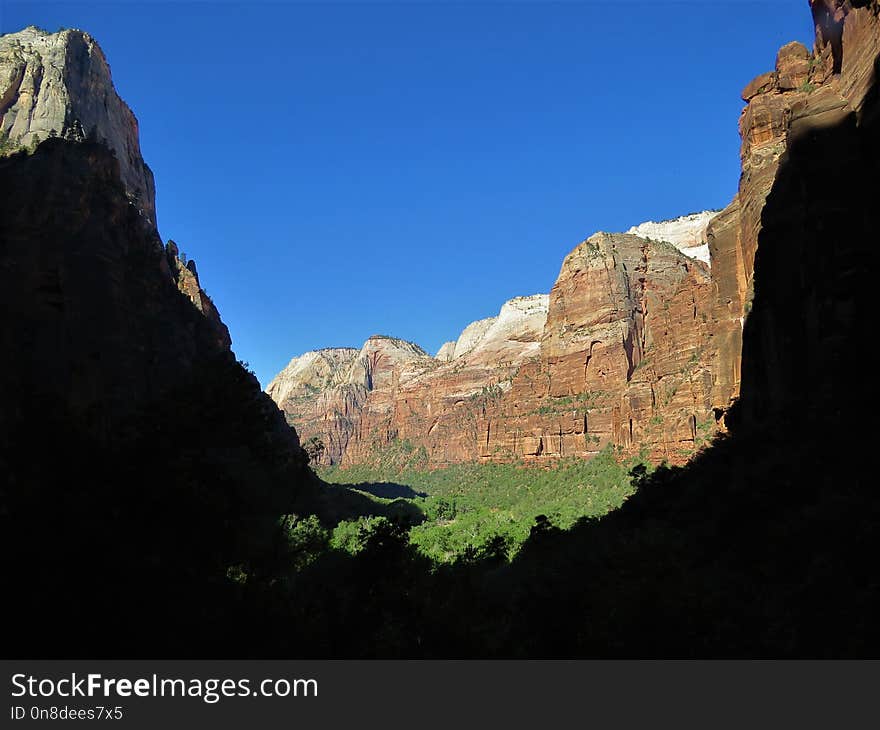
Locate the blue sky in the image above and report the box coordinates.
[1,1,813,386]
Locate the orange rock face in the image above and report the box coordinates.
[520,234,715,464]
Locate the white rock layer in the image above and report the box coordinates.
[459,294,549,366]
[436,341,456,361]
[626,211,719,264]
[265,348,359,405]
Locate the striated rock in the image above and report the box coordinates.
[436,341,456,361]
[266,347,361,464]
[0,27,156,222]
[705,35,818,417]
[448,316,497,360]
[832,1,880,111]
[626,211,719,264]
[456,295,548,364]
[269,296,550,464]
[267,337,435,465]
[340,297,541,464]
[266,347,359,409]
[347,335,433,391]
[529,233,713,463]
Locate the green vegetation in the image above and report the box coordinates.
[528,391,596,416]
[799,80,816,94]
[353,437,430,472]
[694,418,715,448]
[319,446,645,563]
[0,130,43,156]
[303,435,325,463]
[0,130,24,156]
[468,383,504,407]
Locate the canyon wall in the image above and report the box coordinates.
[269,1,880,469]
[709,0,880,420]
[272,235,715,467]
[2,26,319,651]
[734,0,880,429]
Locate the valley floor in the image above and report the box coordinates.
[317,446,646,563]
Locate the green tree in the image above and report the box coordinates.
[304,436,325,464]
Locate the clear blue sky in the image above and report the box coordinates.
[1,1,813,386]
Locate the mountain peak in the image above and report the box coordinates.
[0,26,156,222]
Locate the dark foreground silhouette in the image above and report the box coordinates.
[1,49,878,658]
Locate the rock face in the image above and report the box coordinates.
[266,348,359,412]
[267,338,436,465]
[626,211,719,264]
[435,341,456,361]
[272,234,714,467]
[0,140,215,432]
[535,234,714,461]
[0,26,155,222]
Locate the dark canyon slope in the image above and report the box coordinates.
[0,27,314,652]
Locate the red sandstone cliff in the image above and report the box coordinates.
[271,234,715,466]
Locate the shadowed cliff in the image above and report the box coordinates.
[0,139,317,654]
